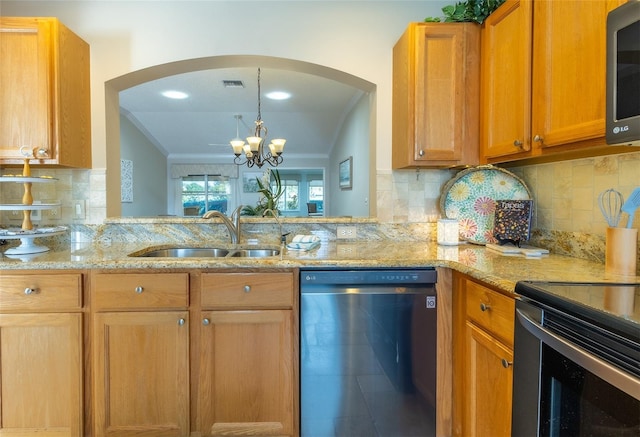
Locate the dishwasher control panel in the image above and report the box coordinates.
[300,268,437,286]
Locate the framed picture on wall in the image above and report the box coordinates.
[339,156,352,190]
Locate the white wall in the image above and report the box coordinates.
[329,92,370,217]
[120,114,168,216]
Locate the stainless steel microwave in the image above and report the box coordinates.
[606,0,640,146]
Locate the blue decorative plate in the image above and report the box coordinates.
[439,166,532,245]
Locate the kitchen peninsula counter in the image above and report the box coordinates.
[1,239,635,294]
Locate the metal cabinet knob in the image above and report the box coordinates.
[501,358,513,368]
[202,318,210,326]
[513,140,523,149]
[480,302,491,312]
[135,286,143,294]
[418,149,425,157]
[533,135,543,144]
[178,318,186,326]
[24,287,37,295]
[244,285,251,293]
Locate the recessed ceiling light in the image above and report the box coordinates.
[161,90,189,99]
[266,91,291,100]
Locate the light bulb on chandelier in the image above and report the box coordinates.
[230,68,286,168]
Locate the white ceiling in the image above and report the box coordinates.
[118,67,365,159]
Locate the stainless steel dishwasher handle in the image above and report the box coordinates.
[516,309,640,400]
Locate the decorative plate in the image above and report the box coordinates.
[439,165,531,245]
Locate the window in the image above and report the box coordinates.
[181,175,230,216]
[308,178,324,212]
[275,178,300,213]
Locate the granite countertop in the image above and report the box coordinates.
[1,238,637,295]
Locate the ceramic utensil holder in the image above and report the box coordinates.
[605,227,638,276]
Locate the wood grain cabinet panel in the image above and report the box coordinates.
[92,272,188,310]
[91,272,190,437]
[481,0,627,163]
[0,273,82,311]
[196,272,297,436]
[92,311,190,437]
[393,22,480,168]
[0,271,84,437]
[453,273,514,437]
[0,17,91,168]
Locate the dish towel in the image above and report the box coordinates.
[286,234,321,251]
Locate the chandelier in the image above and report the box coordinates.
[230,68,286,168]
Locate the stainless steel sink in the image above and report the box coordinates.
[228,249,281,257]
[133,247,279,258]
[138,248,231,258]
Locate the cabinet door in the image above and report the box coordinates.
[198,309,295,436]
[0,18,50,160]
[0,17,91,168]
[93,311,189,437]
[0,313,83,436]
[480,0,533,160]
[393,23,480,168]
[531,0,625,150]
[464,322,513,437]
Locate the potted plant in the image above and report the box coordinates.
[425,0,506,24]
[241,169,284,216]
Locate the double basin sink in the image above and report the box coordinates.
[132,247,280,258]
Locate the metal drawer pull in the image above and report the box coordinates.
[533,135,543,144]
[513,140,523,148]
[202,318,210,326]
[178,318,186,326]
[244,285,251,293]
[24,287,37,295]
[480,302,491,312]
[135,286,143,294]
[501,359,513,368]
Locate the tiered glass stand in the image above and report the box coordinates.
[0,157,65,254]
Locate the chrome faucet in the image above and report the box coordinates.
[263,209,289,245]
[203,205,243,244]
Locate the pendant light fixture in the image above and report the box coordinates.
[230,68,286,168]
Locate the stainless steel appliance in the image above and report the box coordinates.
[606,0,640,146]
[300,268,438,437]
[513,281,640,436]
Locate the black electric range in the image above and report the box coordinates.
[515,281,640,340]
[512,281,640,435]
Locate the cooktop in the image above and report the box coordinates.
[515,281,639,340]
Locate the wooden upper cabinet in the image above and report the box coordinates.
[480,0,533,160]
[393,23,480,168]
[481,0,627,163]
[0,17,91,168]
[531,0,624,152]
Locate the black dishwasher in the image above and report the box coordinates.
[300,268,438,437]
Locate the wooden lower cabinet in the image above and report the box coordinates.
[92,311,190,437]
[91,269,298,437]
[198,309,294,436]
[0,272,84,437]
[453,272,515,437]
[196,272,297,437]
[91,272,190,437]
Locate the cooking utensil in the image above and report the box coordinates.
[621,186,640,228]
[598,188,623,227]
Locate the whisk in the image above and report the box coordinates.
[598,188,623,227]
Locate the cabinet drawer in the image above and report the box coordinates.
[201,273,293,309]
[465,279,515,347]
[0,273,82,311]
[92,273,188,310]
